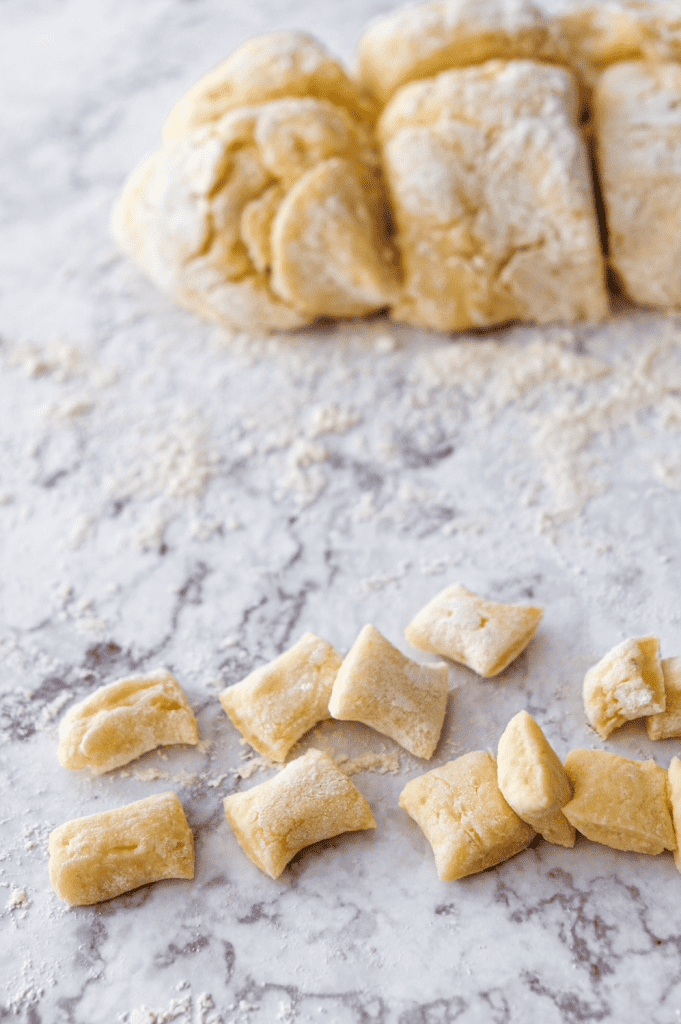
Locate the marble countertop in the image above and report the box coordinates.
[2,1,681,1022]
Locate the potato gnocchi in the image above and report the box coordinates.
[223,748,376,878]
[328,624,449,759]
[57,669,198,775]
[219,632,343,762]
[48,792,194,906]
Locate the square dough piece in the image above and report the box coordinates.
[404,583,542,678]
[666,756,681,874]
[594,60,681,310]
[562,749,676,855]
[377,59,608,333]
[57,669,198,775]
[223,748,376,878]
[497,710,575,847]
[583,635,665,739]
[48,792,195,906]
[647,658,681,740]
[219,632,343,762]
[328,624,449,759]
[399,750,536,880]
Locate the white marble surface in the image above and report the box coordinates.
[2,1,681,1022]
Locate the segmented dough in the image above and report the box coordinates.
[113,98,399,332]
[358,0,561,106]
[163,31,377,142]
[594,59,681,311]
[378,60,608,332]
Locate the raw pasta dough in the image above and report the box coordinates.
[496,710,575,847]
[223,748,375,878]
[405,582,543,677]
[328,624,449,758]
[48,792,194,906]
[399,750,536,880]
[57,669,198,774]
[219,632,342,762]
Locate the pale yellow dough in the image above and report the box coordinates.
[223,748,376,878]
[593,60,681,311]
[358,0,561,106]
[328,624,449,759]
[562,749,676,855]
[57,669,198,774]
[113,97,398,333]
[404,583,543,678]
[647,658,681,740]
[582,635,665,739]
[48,792,195,906]
[399,750,536,880]
[556,1,681,88]
[377,59,608,332]
[219,632,343,762]
[666,756,681,874]
[163,31,377,142]
[496,710,575,847]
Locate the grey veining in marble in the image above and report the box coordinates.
[2,0,681,1022]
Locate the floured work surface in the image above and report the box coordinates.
[4,0,681,1021]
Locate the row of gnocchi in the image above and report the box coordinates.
[113,1,681,337]
[48,583,681,903]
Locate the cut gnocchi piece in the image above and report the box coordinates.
[647,658,681,740]
[223,748,376,878]
[328,624,449,759]
[399,750,536,881]
[593,59,681,311]
[404,583,543,678]
[48,792,195,906]
[562,749,676,855]
[582,635,665,739]
[219,632,343,762]
[358,0,560,106]
[163,31,377,143]
[113,96,399,333]
[57,669,198,775]
[377,59,608,332]
[497,710,575,847]
[666,756,681,874]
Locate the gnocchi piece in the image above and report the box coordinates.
[223,748,376,878]
[404,583,543,678]
[377,60,608,333]
[496,710,575,847]
[593,60,681,311]
[113,97,399,333]
[582,635,665,739]
[647,658,681,740]
[562,749,676,855]
[328,624,449,759]
[399,750,536,880]
[219,632,343,762]
[357,0,560,107]
[163,31,377,143]
[48,792,195,906]
[666,756,681,874]
[57,669,198,775]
